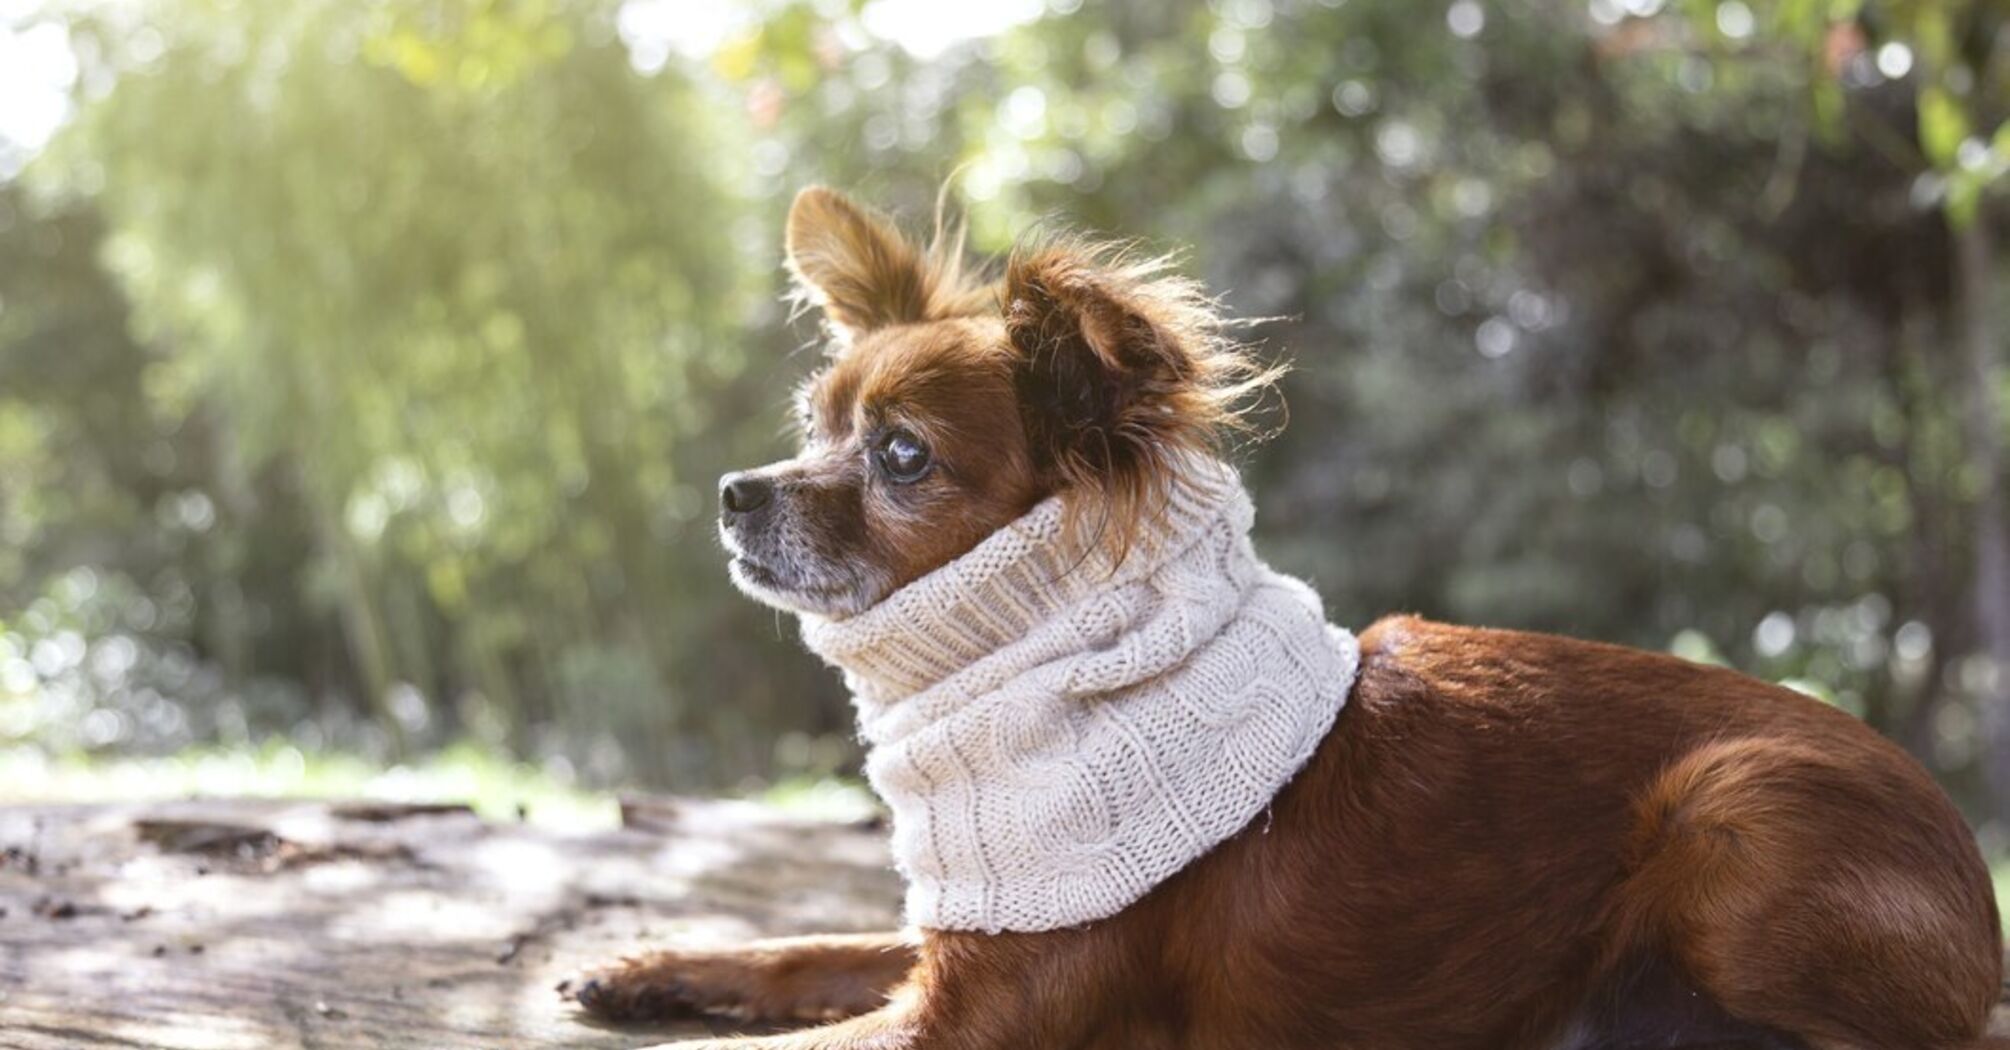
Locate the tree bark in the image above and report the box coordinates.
[0,797,898,1049]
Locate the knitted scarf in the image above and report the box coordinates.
[800,463,1359,933]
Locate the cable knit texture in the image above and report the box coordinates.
[799,462,1359,933]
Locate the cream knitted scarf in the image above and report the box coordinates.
[800,463,1360,934]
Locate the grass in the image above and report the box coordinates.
[0,740,877,829]
[5,742,2001,932]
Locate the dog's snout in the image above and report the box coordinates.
[720,472,774,516]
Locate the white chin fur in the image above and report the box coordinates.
[726,556,877,618]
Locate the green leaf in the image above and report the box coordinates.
[1908,3,1957,70]
[1918,85,1969,169]
[1946,169,1982,227]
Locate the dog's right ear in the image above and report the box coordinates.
[787,186,970,346]
[1004,238,1281,561]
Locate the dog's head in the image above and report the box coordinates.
[718,186,1278,618]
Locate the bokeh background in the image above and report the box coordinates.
[1,0,2006,839]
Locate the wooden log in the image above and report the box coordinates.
[0,798,898,1049]
[0,798,2002,1046]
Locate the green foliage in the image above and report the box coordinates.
[1,0,2006,815]
[0,737,621,826]
[7,0,841,787]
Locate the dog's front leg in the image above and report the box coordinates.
[633,928,1130,1050]
[568,931,918,1025]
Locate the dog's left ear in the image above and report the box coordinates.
[785,186,988,345]
[1004,241,1278,552]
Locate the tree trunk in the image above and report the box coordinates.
[309,491,409,759]
[1957,214,2010,824]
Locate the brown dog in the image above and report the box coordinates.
[569,187,2004,1050]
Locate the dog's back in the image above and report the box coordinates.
[574,186,2003,1050]
[1122,615,2002,1049]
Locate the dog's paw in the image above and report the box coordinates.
[630,1042,775,1050]
[564,937,914,1027]
[561,950,850,1024]
[559,959,711,1023]
[635,1029,775,1037]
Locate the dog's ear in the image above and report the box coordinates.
[786,186,986,345]
[1004,240,1280,556]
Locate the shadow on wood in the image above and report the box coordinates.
[0,798,898,1049]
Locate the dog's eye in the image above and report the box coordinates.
[875,430,931,484]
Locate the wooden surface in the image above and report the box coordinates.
[0,798,898,1049]
[2,797,2004,1048]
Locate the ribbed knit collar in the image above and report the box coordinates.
[800,463,1243,712]
[795,460,1357,932]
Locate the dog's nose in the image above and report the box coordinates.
[720,472,774,515]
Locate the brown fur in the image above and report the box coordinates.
[823,318,1042,589]
[1002,237,1283,561]
[566,933,918,1025]
[577,188,2005,1050]
[785,187,992,344]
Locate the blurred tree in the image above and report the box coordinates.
[852,0,2009,810]
[1657,0,2010,822]
[9,0,854,784]
[3,0,2007,820]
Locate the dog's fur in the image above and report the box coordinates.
[570,187,2005,1049]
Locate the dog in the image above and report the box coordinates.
[567,186,2004,1050]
